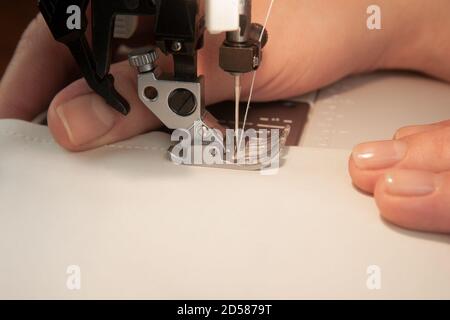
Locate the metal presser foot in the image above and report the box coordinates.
[168,122,291,171]
[129,47,289,171]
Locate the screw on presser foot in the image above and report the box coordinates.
[128,47,159,73]
[168,89,197,117]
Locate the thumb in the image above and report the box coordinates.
[48,61,162,151]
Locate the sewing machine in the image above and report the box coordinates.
[38,0,281,170]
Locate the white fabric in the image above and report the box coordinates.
[0,119,448,299]
[301,72,450,149]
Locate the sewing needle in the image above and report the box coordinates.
[234,74,241,152]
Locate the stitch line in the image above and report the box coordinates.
[0,129,167,153]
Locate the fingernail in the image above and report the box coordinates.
[352,140,408,170]
[384,170,439,197]
[56,94,117,146]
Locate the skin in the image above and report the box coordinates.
[1,0,450,233]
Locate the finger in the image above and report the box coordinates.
[47,61,161,151]
[0,14,77,120]
[394,120,450,139]
[349,125,450,193]
[374,169,450,233]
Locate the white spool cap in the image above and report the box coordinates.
[206,0,240,34]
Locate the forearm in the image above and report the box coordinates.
[247,0,450,100]
[380,0,450,82]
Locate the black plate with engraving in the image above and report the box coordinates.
[208,100,310,146]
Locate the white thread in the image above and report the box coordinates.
[238,0,276,151]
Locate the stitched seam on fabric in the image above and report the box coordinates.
[105,144,167,152]
[1,130,54,145]
[0,130,167,153]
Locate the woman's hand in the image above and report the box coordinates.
[349,121,450,234]
[346,0,450,234]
